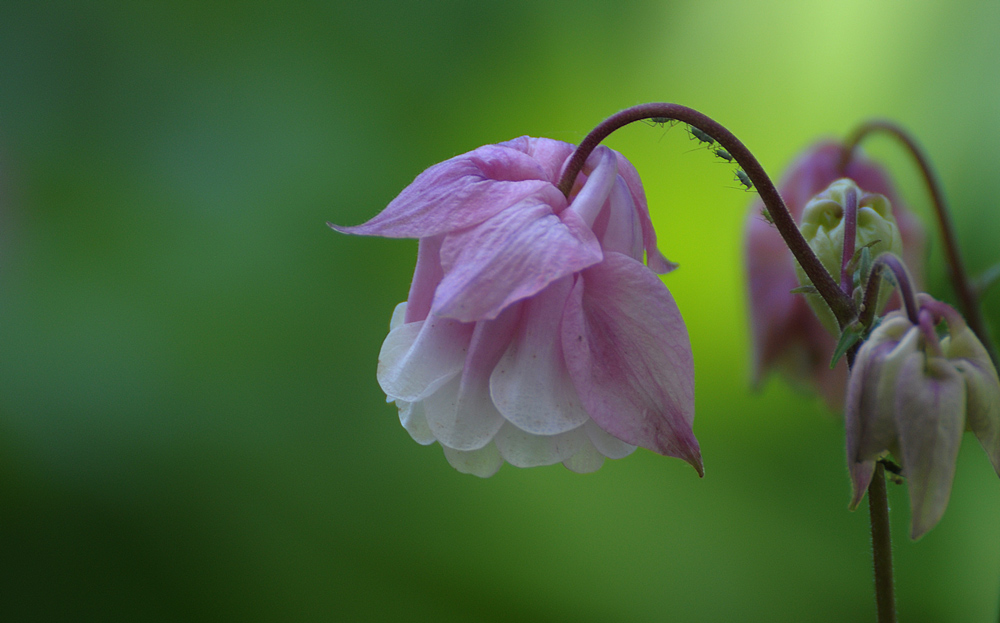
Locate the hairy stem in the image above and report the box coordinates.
[841,186,858,293]
[559,103,856,328]
[842,120,997,365]
[861,254,920,327]
[869,463,897,623]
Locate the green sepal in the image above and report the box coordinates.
[847,242,879,289]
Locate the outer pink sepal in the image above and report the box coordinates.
[562,252,701,475]
[331,143,554,238]
[433,186,602,322]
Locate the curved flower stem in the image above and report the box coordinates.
[842,120,997,365]
[860,254,920,327]
[869,462,897,623]
[559,103,856,329]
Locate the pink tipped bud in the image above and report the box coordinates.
[845,296,1000,539]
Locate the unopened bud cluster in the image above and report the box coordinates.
[794,179,902,333]
[846,295,1000,539]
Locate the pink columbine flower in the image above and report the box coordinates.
[332,136,701,477]
[744,141,926,409]
[846,294,1000,539]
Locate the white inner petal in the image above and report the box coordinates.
[422,376,504,451]
[377,316,474,402]
[563,439,606,474]
[490,279,590,435]
[396,400,436,446]
[493,421,588,468]
[442,443,503,478]
[389,302,408,331]
[584,419,636,459]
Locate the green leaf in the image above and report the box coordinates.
[830,322,865,368]
[859,246,873,284]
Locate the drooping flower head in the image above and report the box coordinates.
[846,293,1000,539]
[744,141,926,409]
[333,137,701,477]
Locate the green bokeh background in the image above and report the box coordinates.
[3,1,1000,621]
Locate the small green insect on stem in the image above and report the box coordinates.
[735,169,754,191]
[689,125,716,146]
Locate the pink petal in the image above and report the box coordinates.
[566,146,618,227]
[433,186,602,322]
[489,277,592,435]
[614,151,676,273]
[745,187,847,406]
[506,136,576,184]
[894,355,965,539]
[956,357,1000,476]
[590,176,644,261]
[848,460,876,511]
[938,310,1000,476]
[844,335,896,510]
[404,235,444,323]
[561,252,702,475]
[745,212,800,385]
[853,339,904,461]
[331,143,554,238]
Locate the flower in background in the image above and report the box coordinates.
[744,141,926,409]
[846,294,1000,539]
[332,137,701,477]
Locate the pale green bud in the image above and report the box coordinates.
[794,179,903,334]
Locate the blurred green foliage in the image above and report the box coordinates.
[2,1,1000,621]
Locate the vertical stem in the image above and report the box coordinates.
[868,463,897,623]
[841,186,858,293]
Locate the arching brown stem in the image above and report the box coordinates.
[559,104,857,330]
[842,120,996,365]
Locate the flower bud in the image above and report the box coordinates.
[846,295,1000,539]
[744,141,926,410]
[794,179,903,334]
